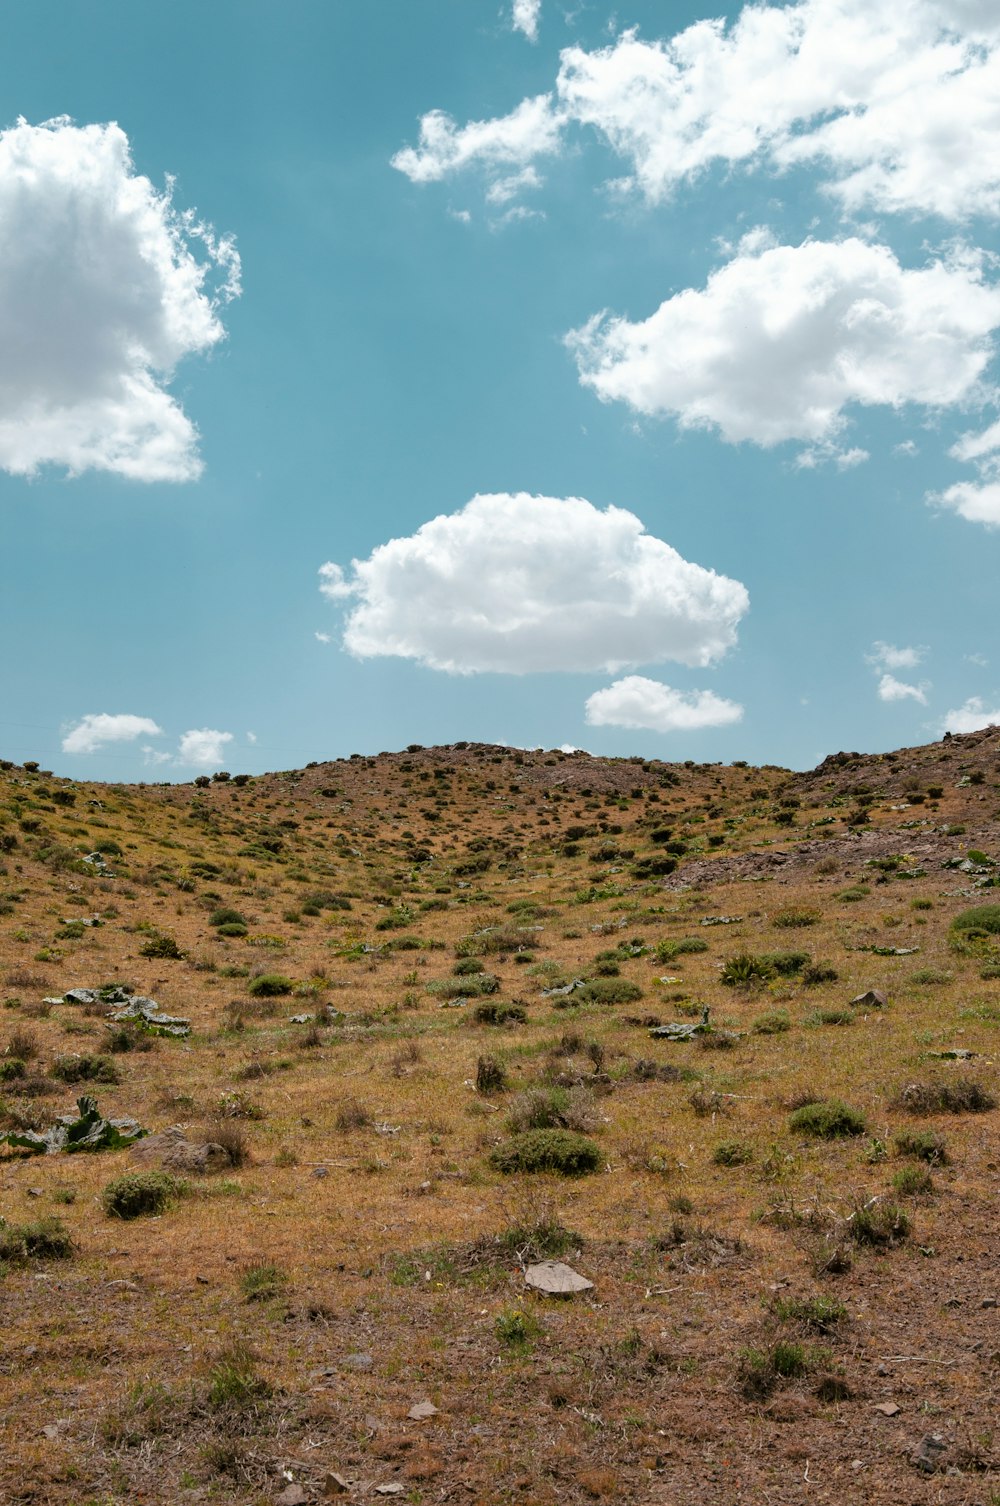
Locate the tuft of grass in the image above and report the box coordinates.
[847,1197,910,1246]
[474,1001,527,1026]
[753,1010,791,1035]
[489,1128,603,1177]
[334,1096,372,1132]
[892,1165,934,1197]
[495,1306,543,1349]
[789,1100,867,1138]
[206,1342,271,1410]
[240,1260,287,1302]
[49,1053,120,1084]
[772,907,821,928]
[772,1294,847,1332]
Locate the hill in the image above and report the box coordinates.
[1,731,998,1505]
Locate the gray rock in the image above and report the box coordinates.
[524,1261,594,1296]
[850,989,888,1009]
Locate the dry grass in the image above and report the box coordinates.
[1,733,999,1503]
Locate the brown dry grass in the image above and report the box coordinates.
[1,733,999,1503]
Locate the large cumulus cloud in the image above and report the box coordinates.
[0,116,239,482]
[320,493,748,674]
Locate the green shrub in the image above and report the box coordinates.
[474,1001,527,1026]
[721,953,774,986]
[50,1054,120,1085]
[894,1129,948,1163]
[453,958,485,976]
[246,974,294,998]
[102,1171,185,1220]
[0,1215,73,1263]
[489,1129,602,1176]
[753,1010,790,1035]
[848,1198,909,1246]
[216,922,249,938]
[0,1058,26,1081]
[802,963,839,985]
[892,1166,934,1196]
[475,1055,508,1094]
[909,967,951,986]
[712,1139,753,1166]
[836,887,869,902]
[429,973,500,999]
[574,977,643,1005]
[806,1008,854,1027]
[789,1100,867,1138]
[139,933,183,960]
[654,936,708,963]
[772,907,821,928]
[210,908,246,928]
[950,905,1000,951]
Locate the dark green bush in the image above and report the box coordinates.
[655,937,708,963]
[789,1100,867,1138]
[721,953,774,986]
[894,1129,948,1163]
[712,1139,753,1166]
[574,977,643,1005]
[139,933,183,960]
[474,1001,527,1026]
[50,1054,120,1085]
[210,908,246,928]
[489,1129,602,1177]
[102,1171,185,1220]
[246,974,294,998]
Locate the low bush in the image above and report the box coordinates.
[892,1165,934,1196]
[50,1054,120,1085]
[721,953,774,986]
[489,1129,603,1176]
[654,937,708,963]
[475,1055,508,1094]
[789,1100,867,1138]
[848,1197,909,1246]
[802,963,839,985]
[574,978,643,1005]
[895,1077,996,1115]
[206,1342,271,1411]
[894,1129,948,1163]
[138,933,183,960]
[474,1001,527,1026]
[506,1085,598,1135]
[772,907,821,928]
[0,1215,73,1263]
[246,974,294,998]
[102,1171,185,1220]
[753,1010,791,1035]
[772,1294,847,1332]
[712,1139,753,1166]
[240,1260,286,1302]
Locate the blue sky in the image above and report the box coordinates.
[2,0,1000,779]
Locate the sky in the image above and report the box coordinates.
[2,0,1000,781]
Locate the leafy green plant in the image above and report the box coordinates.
[240,1260,286,1301]
[139,932,183,960]
[474,1001,527,1025]
[495,1307,543,1349]
[712,1139,753,1166]
[0,1215,73,1263]
[574,977,643,1005]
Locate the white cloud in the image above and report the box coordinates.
[512,0,541,43]
[396,2,1000,221]
[585,676,743,733]
[320,493,748,674]
[142,746,173,767]
[966,652,989,667]
[485,166,543,205]
[931,480,1000,528]
[877,673,928,704]
[0,117,239,482]
[941,696,1000,734]
[314,630,332,643]
[391,94,562,186]
[62,712,164,755]
[868,641,925,671]
[566,239,1000,447]
[177,728,233,768]
[246,731,257,744]
[949,417,1000,465]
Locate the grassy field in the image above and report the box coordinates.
[1,732,998,1505]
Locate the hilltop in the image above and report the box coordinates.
[1,730,998,1505]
